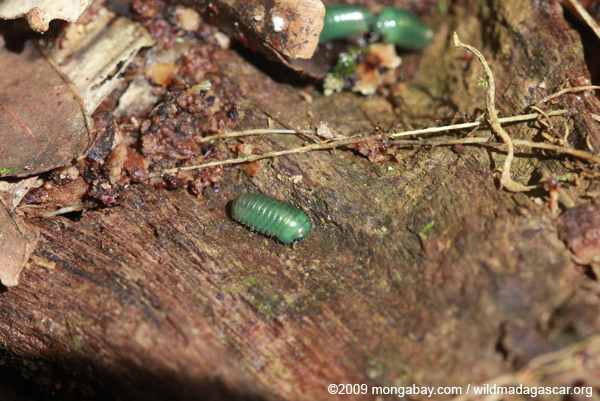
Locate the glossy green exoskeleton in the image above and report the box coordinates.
[374,7,434,50]
[319,4,433,50]
[319,4,374,44]
[231,193,312,244]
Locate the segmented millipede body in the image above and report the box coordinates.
[319,4,433,50]
[231,193,312,244]
[373,7,434,51]
[319,4,374,44]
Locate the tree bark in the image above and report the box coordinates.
[1,0,600,400]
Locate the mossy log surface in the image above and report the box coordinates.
[2,0,600,400]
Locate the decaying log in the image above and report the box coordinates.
[1,0,600,400]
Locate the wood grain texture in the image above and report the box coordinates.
[49,7,154,113]
[1,0,600,399]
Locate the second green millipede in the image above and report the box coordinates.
[319,4,374,44]
[231,193,312,244]
[318,4,433,50]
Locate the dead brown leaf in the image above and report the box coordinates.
[0,41,92,178]
[0,176,38,209]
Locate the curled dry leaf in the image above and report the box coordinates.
[0,177,39,209]
[0,189,38,287]
[353,44,401,96]
[0,0,94,32]
[316,123,341,140]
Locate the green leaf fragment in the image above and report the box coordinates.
[324,47,366,96]
[418,220,435,240]
[0,167,18,174]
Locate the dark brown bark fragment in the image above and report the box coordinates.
[180,0,325,64]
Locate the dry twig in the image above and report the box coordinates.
[149,107,600,178]
[198,110,569,144]
[149,42,600,182]
[562,0,600,42]
[390,137,600,164]
[453,32,533,192]
[537,84,600,106]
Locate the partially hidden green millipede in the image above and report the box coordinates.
[231,193,312,244]
[319,4,434,50]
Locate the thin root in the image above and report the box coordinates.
[537,84,600,106]
[453,32,533,192]
[149,110,600,178]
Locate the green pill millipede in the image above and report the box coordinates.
[319,4,433,50]
[231,193,312,244]
[373,7,434,50]
[319,4,374,44]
